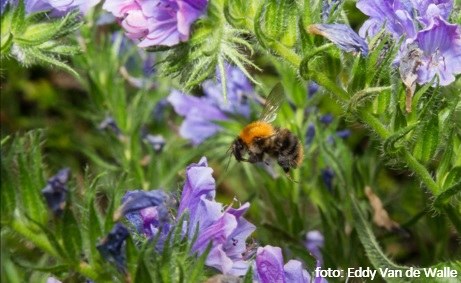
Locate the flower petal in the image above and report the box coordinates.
[178,157,216,215]
[284,260,310,283]
[307,24,369,55]
[256,245,286,283]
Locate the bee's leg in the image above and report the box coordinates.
[248,152,264,163]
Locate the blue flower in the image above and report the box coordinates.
[142,134,166,153]
[255,245,314,283]
[118,190,171,251]
[307,24,369,56]
[356,0,417,39]
[305,230,324,263]
[336,129,351,139]
[41,168,70,216]
[168,64,254,145]
[319,114,334,125]
[321,0,343,22]
[98,116,122,137]
[405,17,461,86]
[96,223,130,272]
[168,89,227,145]
[307,82,320,98]
[305,124,316,146]
[321,168,335,191]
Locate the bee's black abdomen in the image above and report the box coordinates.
[269,128,303,172]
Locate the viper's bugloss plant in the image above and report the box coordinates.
[2,0,460,282]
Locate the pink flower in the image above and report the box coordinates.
[103,0,208,47]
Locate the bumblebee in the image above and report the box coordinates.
[230,83,303,173]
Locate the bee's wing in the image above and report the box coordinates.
[260,83,285,123]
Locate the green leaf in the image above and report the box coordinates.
[1,5,14,53]
[126,236,139,278]
[24,215,68,260]
[16,22,61,45]
[442,206,461,235]
[189,243,212,283]
[410,261,461,283]
[412,115,439,164]
[383,123,418,155]
[442,167,461,189]
[243,266,254,283]
[134,257,153,283]
[263,0,298,47]
[11,258,68,273]
[348,56,367,93]
[11,0,26,35]
[15,132,48,225]
[350,197,410,282]
[87,199,103,263]
[1,148,17,222]
[26,48,80,78]
[433,180,461,208]
[61,207,83,262]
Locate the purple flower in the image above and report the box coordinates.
[307,24,369,56]
[103,0,208,47]
[321,168,334,191]
[319,114,334,125]
[96,223,130,272]
[305,230,324,263]
[168,64,254,145]
[305,124,316,146]
[152,99,169,122]
[356,0,416,39]
[143,134,166,153]
[119,190,169,231]
[255,245,312,283]
[321,0,343,22]
[404,17,461,86]
[202,64,253,118]
[307,82,320,98]
[336,129,351,139]
[98,116,122,137]
[1,0,11,15]
[414,0,453,25]
[168,89,227,145]
[179,157,256,275]
[41,168,70,216]
[26,0,100,15]
[177,157,216,215]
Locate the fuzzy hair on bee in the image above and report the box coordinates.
[230,83,303,174]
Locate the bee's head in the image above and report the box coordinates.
[230,137,247,162]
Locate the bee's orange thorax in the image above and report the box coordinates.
[239,121,275,145]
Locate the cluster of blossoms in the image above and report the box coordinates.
[3,0,208,47]
[96,157,322,282]
[168,64,253,145]
[357,0,461,86]
[103,0,208,47]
